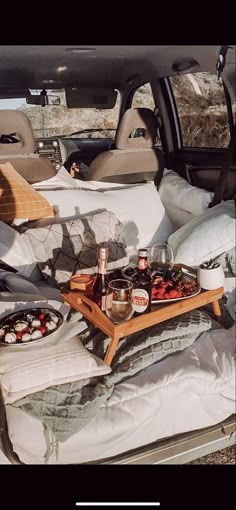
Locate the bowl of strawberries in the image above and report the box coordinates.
[151,267,200,303]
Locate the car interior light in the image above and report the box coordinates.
[65,48,96,53]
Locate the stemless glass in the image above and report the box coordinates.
[106,279,133,324]
[149,243,174,277]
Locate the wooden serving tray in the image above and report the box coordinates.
[61,283,224,366]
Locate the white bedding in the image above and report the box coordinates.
[4,325,235,464]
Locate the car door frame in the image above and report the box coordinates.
[158,73,236,194]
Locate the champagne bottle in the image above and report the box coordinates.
[92,245,109,311]
[132,249,152,315]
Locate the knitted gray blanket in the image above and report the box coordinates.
[14,309,214,456]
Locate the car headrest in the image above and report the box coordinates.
[115,107,158,150]
[0,109,35,155]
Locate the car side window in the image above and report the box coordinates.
[169,72,231,148]
[131,83,161,146]
[232,99,236,124]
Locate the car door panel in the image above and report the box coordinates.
[172,148,236,199]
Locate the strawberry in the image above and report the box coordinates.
[16,332,23,340]
[168,289,179,298]
[175,291,183,298]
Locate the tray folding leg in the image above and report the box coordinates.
[104,332,122,366]
[212,299,222,318]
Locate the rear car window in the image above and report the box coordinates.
[169,72,231,148]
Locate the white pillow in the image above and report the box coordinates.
[168,200,236,267]
[0,319,111,404]
[32,165,78,190]
[72,179,127,190]
[0,221,40,279]
[39,182,174,253]
[159,168,214,216]
[162,203,194,231]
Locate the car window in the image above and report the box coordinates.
[132,83,155,110]
[232,99,236,124]
[169,72,231,148]
[0,89,121,139]
[131,83,161,146]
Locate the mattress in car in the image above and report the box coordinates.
[4,325,235,464]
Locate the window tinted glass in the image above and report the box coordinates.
[232,99,236,124]
[170,72,230,148]
[132,83,155,110]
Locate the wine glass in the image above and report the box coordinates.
[106,279,134,324]
[149,243,174,278]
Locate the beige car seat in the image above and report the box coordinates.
[88,107,164,184]
[0,109,56,183]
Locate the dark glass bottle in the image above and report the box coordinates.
[132,249,152,315]
[91,245,109,311]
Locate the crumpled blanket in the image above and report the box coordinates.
[13,308,215,462]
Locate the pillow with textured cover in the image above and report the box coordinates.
[0,321,111,405]
[168,200,236,267]
[0,162,54,223]
[22,210,129,286]
[0,220,41,279]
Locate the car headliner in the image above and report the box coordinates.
[0,45,235,93]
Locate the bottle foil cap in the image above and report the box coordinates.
[97,245,108,260]
[138,249,148,257]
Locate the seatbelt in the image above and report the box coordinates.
[209,45,235,207]
[209,120,236,207]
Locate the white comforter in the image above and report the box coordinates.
[4,325,235,464]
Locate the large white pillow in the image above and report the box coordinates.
[39,182,174,253]
[0,221,40,279]
[0,319,111,405]
[168,200,236,267]
[32,165,78,190]
[72,179,127,190]
[159,168,214,216]
[32,166,126,192]
[162,203,194,231]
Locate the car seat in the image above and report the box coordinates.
[88,107,164,184]
[0,109,56,183]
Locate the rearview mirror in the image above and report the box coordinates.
[26,94,61,106]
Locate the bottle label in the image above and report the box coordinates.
[132,288,149,313]
[101,295,107,311]
[98,260,107,275]
[137,258,148,270]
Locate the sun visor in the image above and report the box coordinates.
[65,87,117,108]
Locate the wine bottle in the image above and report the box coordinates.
[91,244,109,311]
[132,249,152,315]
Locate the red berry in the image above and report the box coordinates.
[39,313,45,321]
[16,332,23,340]
[39,326,46,335]
[168,289,179,298]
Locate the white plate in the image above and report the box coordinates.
[0,307,63,346]
[152,286,201,304]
